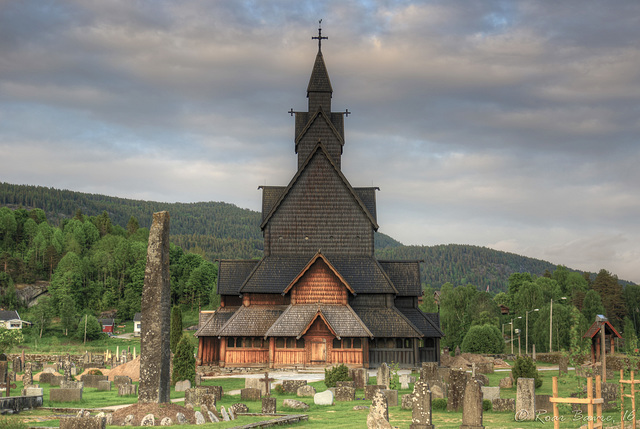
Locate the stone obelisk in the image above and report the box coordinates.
[138,211,171,403]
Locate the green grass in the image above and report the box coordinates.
[4,364,640,429]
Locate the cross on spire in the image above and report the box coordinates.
[312,19,327,51]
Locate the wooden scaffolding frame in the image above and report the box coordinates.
[620,370,639,429]
[550,375,603,429]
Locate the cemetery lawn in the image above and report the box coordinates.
[5,366,638,428]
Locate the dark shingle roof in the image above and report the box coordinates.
[98,318,114,326]
[240,256,311,294]
[133,313,141,322]
[378,261,422,296]
[217,260,260,295]
[194,307,238,337]
[0,310,19,321]
[328,256,397,294]
[266,304,372,338]
[260,186,286,222]
[352,306,422,338]
[397,308,444,338]
[216,306,288,337]
[353,188,378,221]
[307,51,333,95]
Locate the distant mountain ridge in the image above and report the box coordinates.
[0,181,586,293]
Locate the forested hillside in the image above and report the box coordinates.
[1,182,627,293]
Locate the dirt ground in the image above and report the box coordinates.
[21,357,141,382]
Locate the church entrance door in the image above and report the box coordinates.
[310,340,326,364]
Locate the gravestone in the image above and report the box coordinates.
[60,380,83,390]
[59,416,106,429]
[399,374,410,389]
[118,384,137,396]
[481,386,500,402]
[282,379,306,393]
[334,386,355,401]
[201,393,217,410]
[80,374,108,388]
[381,389,398,407]
[230,403,249,414]
[430,384,445,399]
[420,362,438,383]
[377,363,391,389]
[455,345,461,356]
[195,372,201,386]
[283,399,309,410]
[498,376,513,388]
[12,357,22,374]
[50,388,83,402]
[336,380,355,388]
[447,369,468,412]
[241,387,261,401]
[113,376,132,386]
[492,398,515,412]
[246,377,268,396]
[297,385,316,397]
[194,411,205,425]
[401,393,413,410]
[410,380,434,429]
[259,371,275,396]
[262,397,276,414]
[365,385,386,400]
[515,378,536,421]
[558,357,568,376]
[476,362,493,374]
[220,406,230,421]
[352,367,368,389]
[367,390,392,429]
[175,379,191,392]
[63,355,72,381]
[97,380,111,391]
[314,390,334,405]
[23,364,33,387]
[139,211,172,404]
[460,378,484,429]
[535,394,552,414]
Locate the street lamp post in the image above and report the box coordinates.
[515,329,521,355]
[549,297,567,353]
[526,308,539,355]
[511,316,522,355]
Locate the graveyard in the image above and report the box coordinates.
[1,351,640,428]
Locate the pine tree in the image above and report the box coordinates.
[170,306,183,353]
[172,334,195,385]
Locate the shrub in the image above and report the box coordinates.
[324,364,351,388]
[74,314,105,342]
[172,334,195,385]
[170,306,183,353]
[483,399,492,411]
[432,398,447,410]
[461,324,504,354]
[87,369,103,376]
[274,384,285,394]
[512,355,543,388]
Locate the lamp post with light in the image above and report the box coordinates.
[526,308,539,355]
[511,316,522,355]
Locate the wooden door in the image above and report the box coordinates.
[311,340,326,363]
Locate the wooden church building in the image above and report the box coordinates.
[195,29,443,369]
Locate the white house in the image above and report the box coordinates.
[0,310,26,329]
[133,312,141,336]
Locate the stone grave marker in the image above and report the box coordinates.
[335,386,355,401]
[460,378,484,429]
[352,367,368,389]
[381,389,398,407]
[447,368,468,412]
[558,356,568,376]
[367,390,392,429]
[282,379,306,393]
[241,387,261,401]
[365,384,386,400]
[297,385,316,397]
[262,397,276,414]
[138,211,172,404]
[481,386,500,402]
[377,363,391,389]
[410,380,434,429]
[399,374,410,389]
[515,377,536,421]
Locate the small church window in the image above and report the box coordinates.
[296,338,305,348]
[227,337,236,348]
[353,338,362,348]
[404,338,412,349]
[344,339,352,349]
[333,338,342,349]
[396,338,404,349]
[276,338,285,348]
[286,338,296,348]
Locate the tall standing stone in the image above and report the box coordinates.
[460,378,484,429]
[410,381,434,429]
[377,363,390,389]
[367,390,392,429]
[138,211,171,404]
[23,364,33,387]
[515,378,536,421]
[447,369,468,412]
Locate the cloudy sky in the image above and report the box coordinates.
[1,1,639,283]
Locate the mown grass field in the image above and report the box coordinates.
[2,362,639,429]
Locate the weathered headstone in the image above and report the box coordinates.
[283,399,309,410]
[410,380,434,429]
[455,345,461,356]
[381,389,398,407]
[160,417,172,426]
[175,379,191,392]
[259,371,275,396]
[492,398,515,412]
[80,374,108,388]
[230,403,249,414]
[12,357,22,374]
[262,397,276,414]
[113,375,132,386]
[352,367,368,389]
[314,389,334,405]
[60,380,83,390]
[63,355,72,381]
[558,357,568,376]
[365,384,386,400]
[460,378,484,429]
[23,364,33,387]
[447,369,468,412]
[535,394,552,414]
[367,390,392,429]
[399,374,410,389]
[195,373,201,386]
[201,393,217,410]
[220,406,230,421]
[334,386,355,401]
[59,416,106,429]
[50,388,83,402]
[140,414,155,426]
[118,384,137,396]
[401,393,413,410]
[515,377,536,421]
[282,379,307,393]
[420,362,438,383]
[532,344,536,360]
[246,377,268,396]
[97,380,112,391]
[336,380,355,388]
[297,385,316,397]
[377,363,390,389]
[207,411,219,423]
[139,211,172,404]
[498,375,513,388]
[241,387,261,401]
[481,386,500,402]
[194,411,205,425]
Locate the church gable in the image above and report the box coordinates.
[287,256,352,305]
[295,110,344,169]
[263,145,377,256]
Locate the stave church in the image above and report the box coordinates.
[195,27,443,369]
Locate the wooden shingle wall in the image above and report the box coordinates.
[297,116,343,170]
[291,260,348,305]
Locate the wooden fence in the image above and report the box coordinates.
[620,370,640,429]
[549,375,603,429]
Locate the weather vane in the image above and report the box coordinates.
[312,19,327,51]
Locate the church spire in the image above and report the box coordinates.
[307,20,332,112]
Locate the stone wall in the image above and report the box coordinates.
[0,395,43,412]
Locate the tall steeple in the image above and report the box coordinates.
[307,21,333,112]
